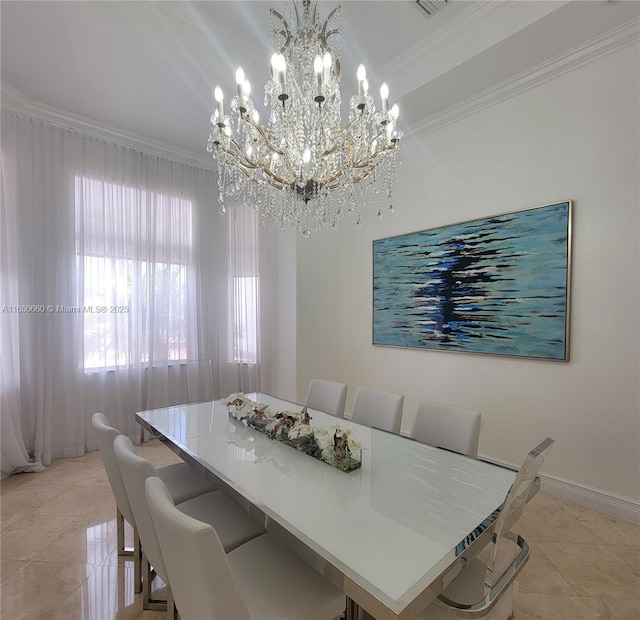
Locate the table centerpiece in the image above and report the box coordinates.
[225,393,362,472]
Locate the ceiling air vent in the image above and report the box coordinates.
[415,0,449,18]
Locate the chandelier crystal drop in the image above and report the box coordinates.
[207,0,402,236]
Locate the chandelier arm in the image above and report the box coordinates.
[212,134,243,156]
[216,155,259,181]
[241,114,286,157]
[227,160,291,190]
[321,144,338,157]
[322,5,340,29]
[226,135,246,157]
[274,29,292,49]
[318,169,343,187]
[321,166,373,189]
[270,9,292,52]
[322,6,340,38]
[318,117,364,158]
[215,138,265,172]
[218,135,297,188]
[219,149,260,171]
[292,2,302,30]
[352,159,379,170]
[236,163,302,192]
[262,166,295,188]
[324,28,340,46]
[351,170,375,183]
[352,147,394,170]
[270,10,290,32]
[266,180,288,191]
[357,129,395,161]
[342,113,369,136]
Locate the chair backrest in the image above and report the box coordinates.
[91,412,136,526]
[185,359,215,404]
[305,379,348,418]
[113,435,169,584]
[486,437,555,589]
[495,437,555,540]
[145,476,250,620]
[411,400,481,458]
[351,387,404,433]
[145,359,214,409]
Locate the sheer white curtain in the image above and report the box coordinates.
[1,111,260,475]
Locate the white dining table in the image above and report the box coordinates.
[136,393,518,620]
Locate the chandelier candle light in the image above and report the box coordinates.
[207,0,402,236]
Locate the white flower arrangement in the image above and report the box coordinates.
[287,423,314,440]
[225,393,256,420]
[225,393,361,472]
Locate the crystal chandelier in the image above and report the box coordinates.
[207,0,402,236]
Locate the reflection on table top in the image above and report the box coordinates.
[136,393,516,617]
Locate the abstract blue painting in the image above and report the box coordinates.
[373,201,572,360]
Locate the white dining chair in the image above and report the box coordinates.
[145,359,215,410]
[305,379,348,418]
[145,476,346,620]
[184,358,215,403]
[416,437,555,620]
[351,387,404,433]
[92,412,218,593]
[113,435,265,613]
[410,400,481,458]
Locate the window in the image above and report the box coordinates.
[76,176,195,370]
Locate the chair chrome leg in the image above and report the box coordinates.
[167,587,177,620]
[142,552,168,611]
[117,508,134,556]
[134,527,142,594]
[345,597,364,620]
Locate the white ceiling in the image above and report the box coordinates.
[2,1,638,163]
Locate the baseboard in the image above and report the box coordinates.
[540,473,640,525]
[478,454,640,525]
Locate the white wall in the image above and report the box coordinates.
[259,226,298,402]
[296,43,640,516]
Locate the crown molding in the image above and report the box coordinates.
[385,0,572,100]
[1,82,215,171]
[385,0,508,73]
[406,17,640,142]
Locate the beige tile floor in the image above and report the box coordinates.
[1,440,639,620]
